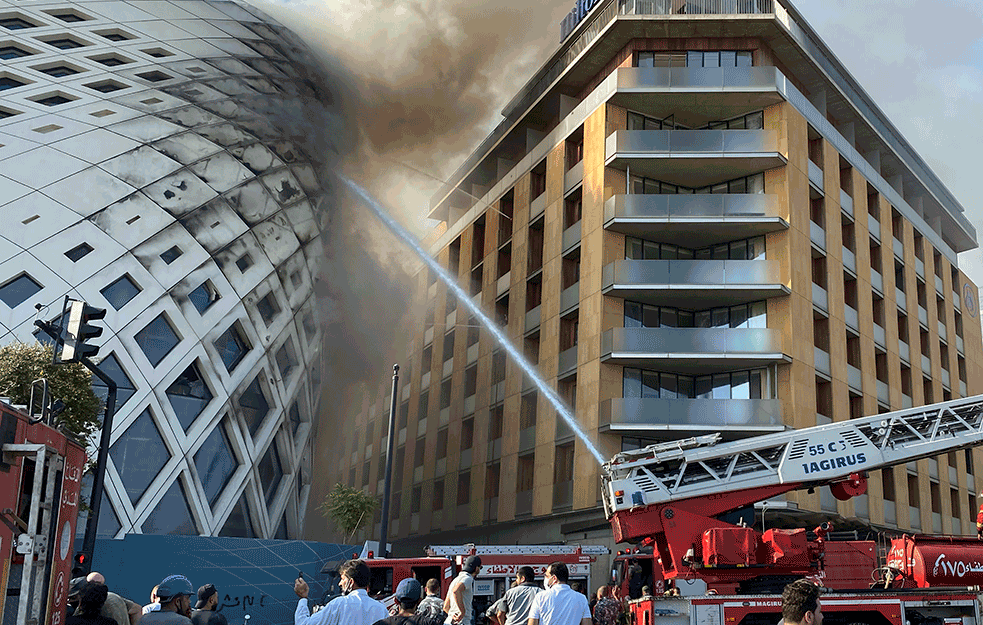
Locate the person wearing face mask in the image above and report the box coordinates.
[294,559,387,625]
[527,563,592,625]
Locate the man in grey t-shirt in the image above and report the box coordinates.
[496,567,542,625]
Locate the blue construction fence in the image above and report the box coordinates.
[90,535,356,625]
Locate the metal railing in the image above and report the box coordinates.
[624,0,773,15]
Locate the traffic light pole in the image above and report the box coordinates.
[78,359,116,575]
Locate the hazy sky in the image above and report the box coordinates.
[261,0,983,285]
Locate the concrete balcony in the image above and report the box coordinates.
[917,306,928,328]
[957,335,964,354]
[496,272,510,297]
[608,65,784,126]
[844,304,859,332]
[442,358,453,378]
[598,397,784,439]
[810,221,826,249]
[605,129,784,188]
[897,291,907,313]
[812,283,828,313]
[938,321,947,342]
[899,340,910,364]
[562,221,581,253]
[874,323,886,349]
[868,213,881,242]
[601,327,786,373]
[961,380,968,396]
[524,305,541,333]
[530,192,546,221]
[602,259,787,308]
[466,343,479,364]
[893,237,904,261]
[564,160,583,193]
[877,380,889,405]
[935,274,944,295]
[424,327,434,345]
[445,308,457,329]
[558,345,578,378]
[915,257,925,280]
[814,347,830,376]
[808,160,824,191]
[560,283,580,315]
[464,393,476,415]
[871,269,883,295]
[942,368,951,388]
[603,193,786,248]
[420,370,431,389]
[840,190,853,218]
[847,364,862,392]
[902,394,913,409]
[954,291,961,310]
[842,247,856,275]
[921,354,931,373]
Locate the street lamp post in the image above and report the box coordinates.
[378,364,399,558]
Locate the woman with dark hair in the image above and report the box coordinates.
[67,582,118,625]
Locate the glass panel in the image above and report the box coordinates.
[750,370,763,399]
[747,173,765,194]
[110,409,169,505]
[729,177,747,194]
[696,376,713,399]
[712,374,730,399]
[625,302,643,327]
[135,314,179,367]
[92,353,137,408]
[749,301,767,328]
[101,275,140,311]
[695,311,711,328]
[166,362,212,430]
[720,51,737,67]
[623,368,641,397]
[214,323,249,372]
[188,281,219,314]
[730,239,747,261]
[238,377,270,437]
[194,423,237,507]
[219,492,254,537]
[0,273,42,308]
[712,308,729,328]
[65,243,93,262]
[142,479,196,535]
[660,374,677,400]
[737,51,753,67]
[677,376,694,399]
[258,441,283,506]
[74,474,120,538]
[644,241,660,260]
[637,52,654,68]
[732,371,750,399]
[288,402,303,438]
[641,370,660,398]
[643,304,660,328]
[687,51,703,67]
[660,308,677,329]
[257,294,279,326]
[626,238,644,260]
[746,111,764,129]
[275,339,298,383]
[628,112,645,130]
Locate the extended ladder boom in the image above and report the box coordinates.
[426,544,610,557]
[602,394,983,524]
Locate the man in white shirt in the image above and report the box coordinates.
[294,560,387,625]
[445,555,481,625]
[527,562,592,625]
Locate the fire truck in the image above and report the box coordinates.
[0,400,87,625]
[320,543,608,616]
[601,394,983,625]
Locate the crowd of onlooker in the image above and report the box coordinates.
[65,572,228,625]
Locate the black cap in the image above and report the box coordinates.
[463,555,482,573]
[156,575,194,600]
[68,577,86,598]
[195,584,217,609]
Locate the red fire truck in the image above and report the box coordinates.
[0,400,87,625]
[321,543,608,616]
[601,394,983,625]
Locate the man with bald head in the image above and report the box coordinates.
[85,572,142,625]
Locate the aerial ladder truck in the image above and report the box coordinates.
[601,394,983,625]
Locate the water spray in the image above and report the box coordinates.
[340,176,607,466]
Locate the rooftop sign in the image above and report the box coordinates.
[559,0,602,42]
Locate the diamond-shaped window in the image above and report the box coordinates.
[135,313,180,367]
[188,281,219,314]
[256,293,279,326]
[275,339,298,383]
[136,70,172,83]
[37,65,80,78]
[48,12,89,23]
[74,475,120,539]
[0,17,38,30]
[257,440,282,506]
[65,243,93,262]
[92,353,137,408]
[86,80,126,93]
[288,401,303,438]
[0,273,42,308]
[0,76,26,91]
[141,479,196,535]
[194,421,238,507]
[33,94,74,106]
[166,362,212,430]
[110,409,169,506]
[219,492,254,537]
[0,46,32,59]
[214,323,249,372]
[91,54,131,67]
[238,376,269,438]
[100,274,140,311]
[45,38,86,50]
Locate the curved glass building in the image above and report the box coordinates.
[0,0,332,538]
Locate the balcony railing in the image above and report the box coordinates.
[525,306,541,333]
[842,247,856,274]
[562,221,581,253]
[814,347,830,376]
[810,221,826,249]
[874,323,886,348]
[812,283,828,313]
[915,257,925,279]
[623,0,774,15]
[876,380,889,405]
[847,364,862,392]
[898,340,910,364]
[560,282,580,314]
[840,190,853,218]
[603,260,786,306]
[893,237,904,260]
[868,213,881,242]
[564,160,584,192]
[599,397,783,433]
[935,274,944,295]
[871,269,883,295]
[558,345,579,377]
[844,304,859,332]
[808,160,824,191]
[602,327,785,371]
[530,192,547,221]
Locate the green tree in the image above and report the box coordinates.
[320,483,379,538]
[0,342,101,442]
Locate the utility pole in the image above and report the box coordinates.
[378,364,399,558]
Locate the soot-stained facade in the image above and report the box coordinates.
[0,0,333,539]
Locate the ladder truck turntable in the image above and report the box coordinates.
[601,394,983,625]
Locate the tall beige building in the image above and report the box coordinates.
[329,0,983,554]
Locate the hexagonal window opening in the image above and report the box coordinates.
[193,420,238,507]
[166,361,213,431]
[0,273,42,308]
[109,408,170,506]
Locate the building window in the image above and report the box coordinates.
[37,65,80,78]
[166,362,213,430]
[257,293,279,326]
[101,274,141,310]
[0,76,26,90]
[194,422,238,507]
[188,281,219,314]
[457,471,470,506]
[141,480,197,535]
[625,300,766,329]
[258,442,283,506]
[624,367,767,399]
[626,235,765,261]
[45,38,85,50]
[65,243,93,262]
[433,479,445,511]
[214,323,249,372]
[220,493,254,538]
[275,339,298,383]
[238,376,270,437]
[0,45,32,59]
[91,353,137,408]
[134,313,180,367]
[629,172,764,195]
[236,254,253,272]
[109,409,169,505]
[0,273,42,308]
[0,17,37,30]
[160,245,183,265]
